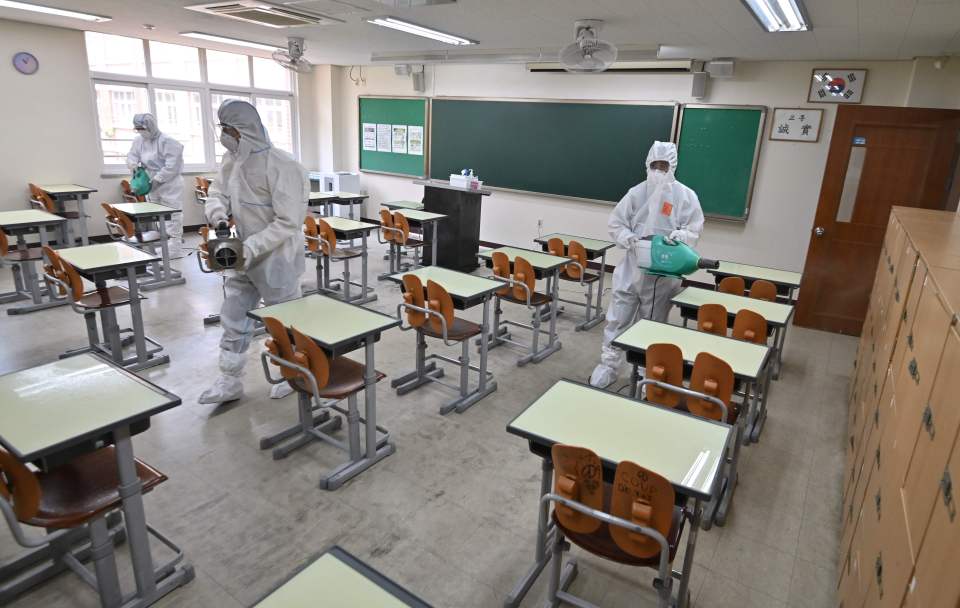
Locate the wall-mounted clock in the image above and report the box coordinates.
[808,68,867,104]
[12,52,39,75]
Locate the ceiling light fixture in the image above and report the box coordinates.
[0,0,110,22]
[179,32,280,52]
[367,17,476,46]
[741,0,810,32]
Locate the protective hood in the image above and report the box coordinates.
[133,113,160,139]
[645,140,678,173]
[217,99,272,160]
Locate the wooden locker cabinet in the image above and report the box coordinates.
[840,208,960,608]
[900,428,960,608]
[889,278,953,489]
[901,327,960,559]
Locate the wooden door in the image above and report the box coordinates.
[795,105,960,334]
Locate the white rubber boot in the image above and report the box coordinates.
[269,383,294,399]
[198,349,245,404]
[589,364,618,389]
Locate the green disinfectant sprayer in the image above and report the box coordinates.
[636,235,718,277]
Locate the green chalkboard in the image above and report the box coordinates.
[675,105,766,221]
[429,98,676,203]
[359,96,428,177]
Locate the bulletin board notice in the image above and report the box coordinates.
[359,96,428,178]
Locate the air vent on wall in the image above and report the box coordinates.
[186,1,344,27]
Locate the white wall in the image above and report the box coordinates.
[0,19,216,234]
[325,60,923,272]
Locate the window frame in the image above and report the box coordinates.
[88,36,299,175]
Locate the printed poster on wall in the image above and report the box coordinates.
[376,124,392,152]
[392,125,408,154]
[407,125,424,156]
[362,123,377,151]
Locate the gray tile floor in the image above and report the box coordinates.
[0,234,853,607]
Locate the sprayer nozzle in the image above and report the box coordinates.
[698,258,720,270]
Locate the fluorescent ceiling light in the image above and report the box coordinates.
[0,0,110,22]
[179,32,280,52]
[741,0,810,32]
[367,17,476,45]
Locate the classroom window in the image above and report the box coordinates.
[87,33,298,172]
[255,97,294,154]
[94,83,150,167]
[206,50,251,87]
[154,89,206,164]
[85,32,146,76]
[148,41,201,82]
[211,93,252,163]
[252,57,291,91]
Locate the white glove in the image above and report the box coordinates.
[241,244,254,271]
[669,229,692,244]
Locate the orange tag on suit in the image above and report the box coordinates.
[660,201,673,216]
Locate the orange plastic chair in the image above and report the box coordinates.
[512,257,536,302]
[697,303,728,336]
[687,352,735,423]
[491,251,512,297]
[546,237,565,258]
[401,274,427,328]
[749,279,777,302]
[732,309,768,344]
[379,209,397,243]
[717,276,745,296]
[644,343,684,408]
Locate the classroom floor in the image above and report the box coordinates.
[0,234,853,608]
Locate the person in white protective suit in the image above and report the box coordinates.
[589,141,705,389]
[198,100,309,405]
[126,113,185,258]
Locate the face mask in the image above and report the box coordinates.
[647,169,668,186]
[220,132,240,153]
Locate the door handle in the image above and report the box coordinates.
[814,226,825,237]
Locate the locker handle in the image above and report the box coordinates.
[875,447,881,469]
[907,333,914,349]
[902,309,907,322]
[943,471,956,523]
[922,405,935,440]
[894,288,900,303]
[874,491,881,517]
[874,406,879,426]
[908,358,919,384]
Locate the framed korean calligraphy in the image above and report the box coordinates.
[769,108,823,143]
[808,68,867,104]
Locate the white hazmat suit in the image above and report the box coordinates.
[199,100,309,405]
[589,141,705,389]
[126,113,185,258]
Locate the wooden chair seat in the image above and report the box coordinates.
[27,446,166,530]
[422,317,482,341]
[559,270,600,283]
[401,238,424,248]
[77,286,134,309]
[55,211,81,220]
[2,248,43,262]
[499,291,552,307]
[329,247,363,260]
[291,355,385,400]
[553,482,685,567]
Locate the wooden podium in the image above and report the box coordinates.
[414,179,491,272]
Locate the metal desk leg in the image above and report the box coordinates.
[453,293,498,413]
[505,458,554,608]
[126,266,169,371]
[773,324,787,379]
[578,250,607,331]
[431,221,438,267]
[358,232,376,304]
[630,363,640,399]
[75,197,89,246]
[750,362,773,443]
[675,498,702,608]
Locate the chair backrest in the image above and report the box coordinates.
[102,203,135,239]
[609,460,675,559]
[546,238,565,257]
[491,251,511,297]
[120,179,144,202]
[551,445,604,534]
[426,280,454,335]
[317,219,336,256]
[749,279,777,302]
[717,276,745,296]
[28,184,55,213]
[393,212,411,243]
[43,246,83,301]
[644,343,684,408]
[697,303,728,336]
[379,209,395,243]
[0,447,41,522]
[687,352,734,422]
[401,274,426,328]
[732,308,767,344]
[0,228,8,257]
[197,226,211,266]
[195,177,210,195]
[262,316,330,392]
[566,241,587,280]
[304,216,320,253]
[41,246,69,298]
[512,256,536,302]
